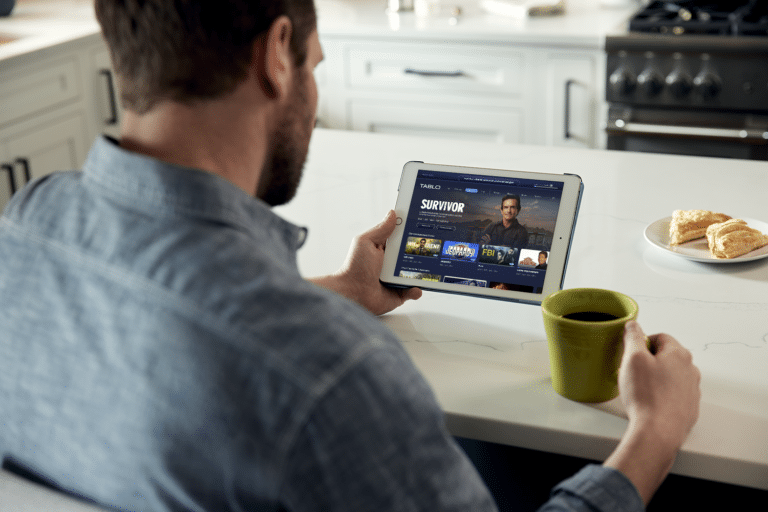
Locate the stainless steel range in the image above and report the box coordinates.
[605,0,768,160]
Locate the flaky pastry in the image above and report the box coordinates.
[705,219,746,249]
[706,219,768,259]
[669,209,732,245]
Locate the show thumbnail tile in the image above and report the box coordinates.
[404,236,442,257]
[441,241,479,262]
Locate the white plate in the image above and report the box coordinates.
[644,217,768,263]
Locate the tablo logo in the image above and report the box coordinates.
[420,184,441,189]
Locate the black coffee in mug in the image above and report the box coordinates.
[562,311,619,322]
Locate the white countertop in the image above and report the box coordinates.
[316,0,637,47]
[275,128,768,491]
[0,0,100,63]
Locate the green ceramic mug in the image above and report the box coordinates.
[541,288,638,403]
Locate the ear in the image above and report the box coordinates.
[257,16,293,100]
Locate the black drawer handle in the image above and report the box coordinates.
[564,79,575,140]
[1,163,16,195]
[100,68,119,125]
[403,68,466,78]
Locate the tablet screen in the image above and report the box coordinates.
[387,166,576,299]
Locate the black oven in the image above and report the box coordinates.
[605,0,768,160]
[606,107,768,160]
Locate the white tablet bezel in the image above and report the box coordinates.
[380,161,583,305]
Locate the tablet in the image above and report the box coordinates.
[380,161,583,305]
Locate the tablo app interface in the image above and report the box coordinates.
[395,169,565,293]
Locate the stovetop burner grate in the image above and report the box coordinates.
[629,0,768,36]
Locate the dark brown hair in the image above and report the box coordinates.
[95,0,317,113]
[501,194,521,209]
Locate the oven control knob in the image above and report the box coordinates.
[637,69,664,97]
[693,72,722,99]
[666,70,693,99]
[609,67,636,96]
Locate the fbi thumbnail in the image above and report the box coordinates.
[478,245,517,266]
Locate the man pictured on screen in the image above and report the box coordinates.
[536,251,548,269]
[0,1,700,512]
[495,247,514,265]
[480,194,528,247]
[417,238,429,255]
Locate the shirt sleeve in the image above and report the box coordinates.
[278,342,497,512]
[480,223,493,241]
[537,464,644,512]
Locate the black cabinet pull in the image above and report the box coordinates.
[564,79,575,140]
[403,68,466,78]
[100,68,119,125]
[1,163,16,194]
[15,157,31,184]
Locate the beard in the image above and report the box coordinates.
[257,70,314,207]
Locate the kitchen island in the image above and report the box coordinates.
[276,128,768,493]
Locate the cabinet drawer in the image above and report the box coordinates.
[0,58,81,128]
[347,43,526,97]
[0,112,89,209]
[350,100,524,143]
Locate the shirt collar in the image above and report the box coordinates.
[82,136,307,251]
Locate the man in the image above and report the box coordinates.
[480,194,528,247]
[0,1,700,511]
[416,238,429,255]
[536,251,548,270]
[493,246,514,266]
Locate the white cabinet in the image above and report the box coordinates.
[539,50,604,149]
[0,34,119,209]
[0,49,89,206]
[0,114,89,206]
[339,41,528,143]
[318,36,604,149]
[0,57,82,126]
[350,101,524,143]
[345,43,527,97]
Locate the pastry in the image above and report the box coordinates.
[706,219,768,259]
[669,209,731,245]
[705,219,746,249]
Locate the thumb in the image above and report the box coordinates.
[623,320,650,354]
[364,210,397,246]
[398,285,423,302]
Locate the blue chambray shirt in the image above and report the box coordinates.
[0,137,642,512]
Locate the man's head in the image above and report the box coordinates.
[256,33,320,206]
[95,0,320,206]
[420,239,426,246]
[95,0,317,114]
[500,194,521,224]
[538,251,548,265]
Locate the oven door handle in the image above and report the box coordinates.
[608,121,768,143]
